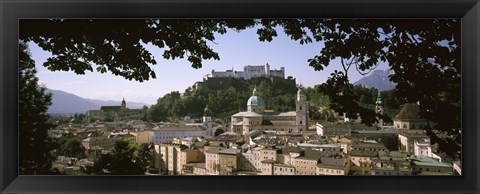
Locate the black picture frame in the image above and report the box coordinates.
[1,0,479,193]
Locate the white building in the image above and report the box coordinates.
[152,124,208,144]
[152,107,212,144]
[316,122,324,136]
[398,130,429,154]
[207,63,285,80]
[414,139,433,157]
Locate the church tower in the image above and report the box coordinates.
[121,98,126,109]
[375,91,384,127]
[296,89,308,132]
[203,106,213,137]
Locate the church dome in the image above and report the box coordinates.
[247,96,265,106]
[247,87,265,106]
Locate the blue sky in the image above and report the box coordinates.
[31,25,388,105]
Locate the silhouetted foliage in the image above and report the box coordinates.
[20,19,255,82]
[378,135,400,151]
[214,128,225,137]
[93,139,150,175]
[59,139,86,159]
[19,42,56,174]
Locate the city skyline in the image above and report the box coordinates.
[30,26,388,105]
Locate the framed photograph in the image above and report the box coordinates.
[1,0,479,193]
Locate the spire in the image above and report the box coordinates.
[121,98,126,109]
[252,86,257,96]
[375,91,383,113]
[204,105,210,117]
[376,91,382,105]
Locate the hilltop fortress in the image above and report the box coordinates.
[195,63,290,91]
[205,63,285,80]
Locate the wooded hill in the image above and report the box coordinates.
[143,76,403,124]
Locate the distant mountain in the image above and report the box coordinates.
[353,69,396,91]
[45,89,149,114]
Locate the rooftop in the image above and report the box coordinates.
[409,156,452,168]
[152,124,206,131]
[219,148,240,155]
[206,147,222,154]
[395,103,424,120]
[318,157,347,167]
[350,150,378,157]
[297,143,341,149]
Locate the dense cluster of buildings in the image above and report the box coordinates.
[50,66,460,176]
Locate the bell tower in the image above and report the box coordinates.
[203,106,213,136]
[296,89,308,132]
[375,91,384,127]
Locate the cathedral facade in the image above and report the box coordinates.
[230,87,309,135]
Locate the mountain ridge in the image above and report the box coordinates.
[353,69,396,91]
[46,89,149,114]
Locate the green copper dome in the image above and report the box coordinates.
[247,96,265,106]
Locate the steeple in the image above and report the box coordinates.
[252,86,257,96]
[375,91,384,127]
[203,105,212,137]
[204,105,210,117]
[375,91,383,113]
[121,98,126,109]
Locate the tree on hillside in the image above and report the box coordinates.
[214,128,225,137]
[93,139,148,175]
[137,143,154,171]
[59,139,86,159]
[19,42,56,174]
